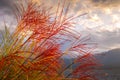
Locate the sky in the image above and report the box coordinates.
[0,0,120,53]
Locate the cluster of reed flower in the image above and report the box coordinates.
[0,0,100,80]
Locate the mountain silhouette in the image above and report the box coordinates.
[95,48,120,68]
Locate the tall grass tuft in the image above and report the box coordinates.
[0,0,101,80]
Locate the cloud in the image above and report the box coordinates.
[90,0,120,7]
[0,0,16,32]
[0,0,14,9]
[85,27,120,52]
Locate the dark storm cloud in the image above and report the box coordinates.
[0,0,17,31]
[0,0,13,8]
[0,0,15,15]
[91,0,120,7]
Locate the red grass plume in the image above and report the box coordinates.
[0,0,102,80]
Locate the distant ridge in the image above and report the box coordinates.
[95,48,120,68]
[64,48,120,69]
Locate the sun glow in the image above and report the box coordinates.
[32,0,40,4]
[104,8,112,14]
[90,14,100,21]
[112,14,119,23]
